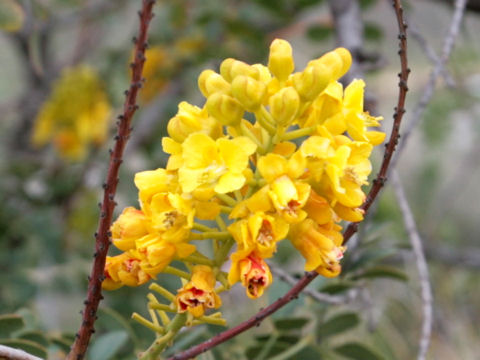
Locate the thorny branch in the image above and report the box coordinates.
[392,171,433,360]
[391,0,468,169]
[343,0,410,243]
[66,1,156,359]
[168,1,409,359]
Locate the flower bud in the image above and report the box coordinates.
[111,207,150,251]
[206,93,244,126]
[269,86,300,125]
[231,75,266,111]
[292,63,331,101]
[220,58,259,82]
[311,47,352,80]
[198,69,230,97]
[268,39,295,82]
[167,101,222,142]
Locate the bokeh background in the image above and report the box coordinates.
[1,0,480,359]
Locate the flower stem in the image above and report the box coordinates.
[163,266,191,280]
[149,283,176,303]
[132,312,165,334]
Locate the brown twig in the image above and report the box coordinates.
[168,1,409,359]
[66,1,156,359]
[342,0,410,243]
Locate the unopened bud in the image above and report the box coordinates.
[220,58,259,82]
[292,63,331,101]
[268,39,295,82]
[269,86,300,125]
[310,47,352,80]
[206,93,244,126]
[198,69,231,97]
[231,75,267,111]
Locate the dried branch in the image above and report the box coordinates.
[0,345,42,360]
[66,1,156,359]
[167,1,409,359]
[391,0,467,170]
[343,0,410,243]
[392,171,433,360]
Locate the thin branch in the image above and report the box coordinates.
[0,345,42,360]
[408,20,455,87]
[167,1,409,359]
[271,266,354,305]
[66,1,156,359]
[391,0,467,170]
[343,0,410,243]
[392,171,433,360]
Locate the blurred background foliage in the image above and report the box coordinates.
[1,0,480,359]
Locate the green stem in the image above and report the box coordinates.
[163,266,191,280]
[215,237,235,265]
[281,125,317,141]
[192,222,217,232]
[220,205,233,214]
[189,231,231,240]
[240,121,266,153]
[216,193,237,207]
[215,215,227,231]
[140,314,187,360]
[132,312,165,334]
[255,106,276,135]
[149,283,176,303]
[182,253,216,266]
[149,303,177,313]
[193,316,227,327]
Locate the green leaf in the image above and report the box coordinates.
[334,342,384,360]
[50,336,72,353]
[306,25,332,41]
[88,331,128,360]
[274,317,310,331]
[0,0,24,32]
[317,312,360,339]
[257,334,299,345]
[18,330,49,347]
[320,281,356,295]
[0,338,48,358]
[353,265,408,282]
[0,314,25,338]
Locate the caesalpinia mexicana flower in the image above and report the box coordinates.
[175,265,222,317]
[103,39,384,320]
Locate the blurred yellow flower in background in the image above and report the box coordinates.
[31,65,111,161]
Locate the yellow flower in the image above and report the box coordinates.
[324,140,373,208]
[289,218,345,277]
[228,212,289,259]
[167,101,223,143]
[103,252,151,290]
[178,133,256,195]
[228,252,273,299]
[135,235,187,276]
[32,65,111,160]
[257,152,310,223]
[134,168,179,215]
[343,79,385,145]
[111,207,150,251]
[176,265,222,318]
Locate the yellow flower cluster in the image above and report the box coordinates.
[32,66,111,160]
[104,39,384,316]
